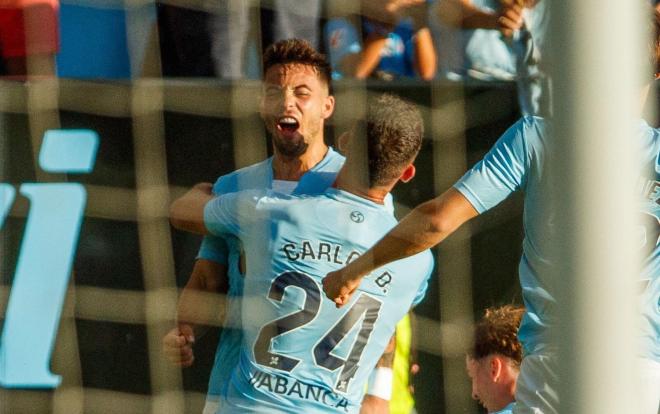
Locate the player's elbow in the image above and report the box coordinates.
[415,195,467,239]
[427,214,459,239]
[169,197,196,232]
[169,200,187,230]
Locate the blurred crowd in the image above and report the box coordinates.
[0,0,551,113]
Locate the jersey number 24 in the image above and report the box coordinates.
[254,271,382,393]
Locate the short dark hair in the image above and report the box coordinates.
[359,94,424,186]
[469,305,525,367]
[263,38,332,88]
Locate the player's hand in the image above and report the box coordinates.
[162,324,195,367]
[322,269,361,308]
[497,2,524,37]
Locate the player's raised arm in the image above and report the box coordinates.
[170,182,214,234]
[323,187,478,306]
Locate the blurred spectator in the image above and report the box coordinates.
[466,304,524,414]
[324,0,437,81]
[207,0,321,80]
[434,0,550,115]
[261,0,322,50]
[208,0,251,79]
[0,0,59,78]
[157,3,214,77]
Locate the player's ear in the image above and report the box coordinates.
[337,131,350,153]
[490,355,503,382]
[399,164,416,183]
[322,95,335,119]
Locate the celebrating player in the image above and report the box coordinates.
[162,38,343,413]
[323,10,660,414]
[162,38,413,412]
[169,93,434,413]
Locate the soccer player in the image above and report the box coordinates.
[169,93,434,413]
[323,11,660,414]
[324,114,558,414]
[163,37,407,413]
[466,305,524,414]
[162,38,344,413]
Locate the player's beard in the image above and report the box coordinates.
[272,133,309,158]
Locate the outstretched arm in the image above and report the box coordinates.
[323,187,478,306]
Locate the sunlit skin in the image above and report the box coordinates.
[260,63,335,180]
[465,355,518,413]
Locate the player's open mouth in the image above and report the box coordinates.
[277,116,299,134]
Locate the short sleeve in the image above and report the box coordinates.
[196,175,235,264]
[454,118,534,213]
[196,235,229,263]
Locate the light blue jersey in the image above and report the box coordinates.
[455,117,660,363]
[203,188,434,413]
[637,121,660,363]
[454,116,551,356]
[493,402,515,414]
[198,148,346,401]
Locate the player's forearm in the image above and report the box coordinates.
[343,188,478,279]
[176,288,211,339]
[176,292,227,338]
[176,260,229,338]
[362,336,395,412]
[342,204,445,278]
[378,334,397,368]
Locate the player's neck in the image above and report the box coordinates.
[333,168,389,204]
[272,144,329,181]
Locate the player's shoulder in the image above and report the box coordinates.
[500,116,548,156]
[213,158,272,194]
[315,147,345,171]
[250,190,310,214]
[518,116,548,139]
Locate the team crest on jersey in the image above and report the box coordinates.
[349,211,364,223]
[375,271,392,293]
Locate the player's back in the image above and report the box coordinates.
[213,188,434,413]
[203,148,346,403]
